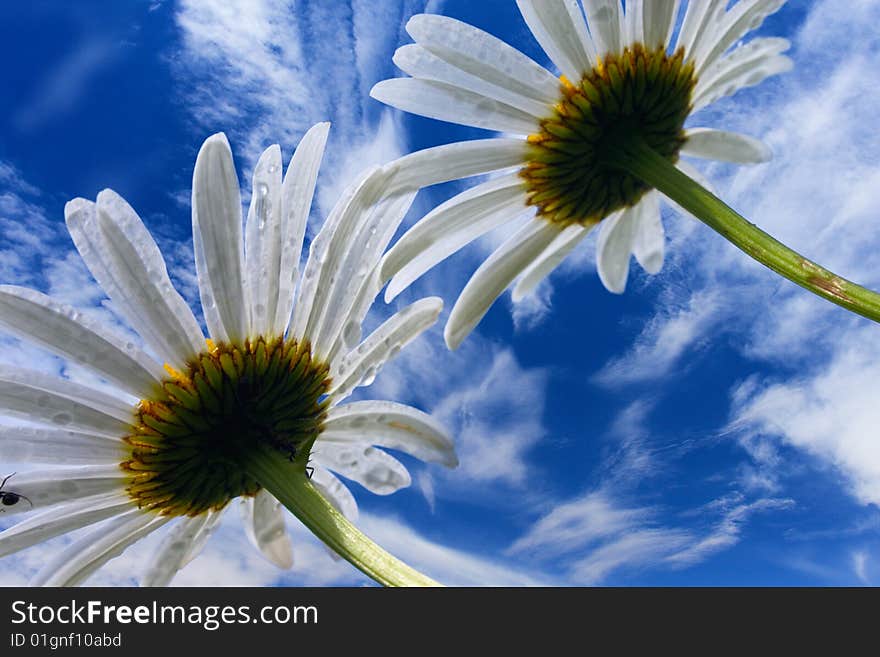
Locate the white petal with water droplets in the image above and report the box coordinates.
[596,207,638,294]
[382,173,529,301]
[330,297,443,402]
[142,510,224,586]
[0,493,132,558]
[0,366,133,437]
[0,427,125,465]
[676,0,722,57]
[288,167,386,349]
[32,509,170,586]
[624,0,644,47]
[694,37,792,110]
[516,0,597,81]
[512,223,590,302]
[314,443,411,496]
[192,133,249,344]
[96,190,208,364]
[682,128,772,164]
[240,490,293,569]
[445,218,561,350]
[0,286,164,398]
[310,466,358,522]
[65,196,205,367]
[322,401,457,467]
[642,0,680,49]
[245,144,283,337]
[311,189,417,360]
[388,139,526,193]
[631,192,665,275]
[274,123,330,337]
[695,0,787,74]
[406,14,561,104]
[0,466,129,517]
[583,0,624,59]
[393,44,551,118]
[371,78,539,135]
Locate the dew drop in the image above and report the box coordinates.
[52,412,72,426]
[341,321,360,349]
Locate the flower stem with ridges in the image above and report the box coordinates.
[605,140,880,324]
[248,448,442,587]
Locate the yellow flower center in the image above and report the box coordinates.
[521,44,696,226]
[123,337,331,516]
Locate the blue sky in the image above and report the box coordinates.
[1,0,880,586]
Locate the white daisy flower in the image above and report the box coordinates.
[371,0,793,349]
[0,125,456,587]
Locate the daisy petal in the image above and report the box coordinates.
[516,0,597,81]
[682,128,772,163]
[393,44,551,118]
[0,466,129,517]
[695,0,787,74]
[31,509,170,586]
[0,427,125,465]
[406,14,561,103]
[631,192,665,275]
[142,510,223,586]
[596,207,638,293]
[676,0,723,57]
[65,196,205,366]
[245,144,283,337]
[445,218,561,350]
[273,122,330,337]
[0,286,164,398]
[0,366,133,436]
[178,508,224,569]
[330,297,443,402]
[192,133,249,344]
[382,173,529,302]
[642,0,680,49]
[388,139,526,192]
[370,78,539,135]
[694,37,792,110]
[288,167,387,350]
[624,1,644,47]
[240,490,293,569]
[315,443,411,496]
[582,0,624,59]
[322,400,457,467]
[0,493,132,559]
[512,223,590,302]
[310,466,358,522]
[96,190,208,363]
[312,189,417,360]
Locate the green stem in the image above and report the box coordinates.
[248,448,441,587]
[605,140,880,324]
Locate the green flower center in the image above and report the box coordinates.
[123,337,331,517]
[521,43,696,226]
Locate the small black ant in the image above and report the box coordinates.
[0,473,33,510]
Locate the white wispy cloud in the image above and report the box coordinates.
[731,327,880,507]
[173,0,430,210]
[592,290,722,388]
[12,39,119,133]
[507,489,791,584]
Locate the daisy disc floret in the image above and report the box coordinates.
[371,0,796,349]
[523,44,695,226]
[0,125,456,587]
